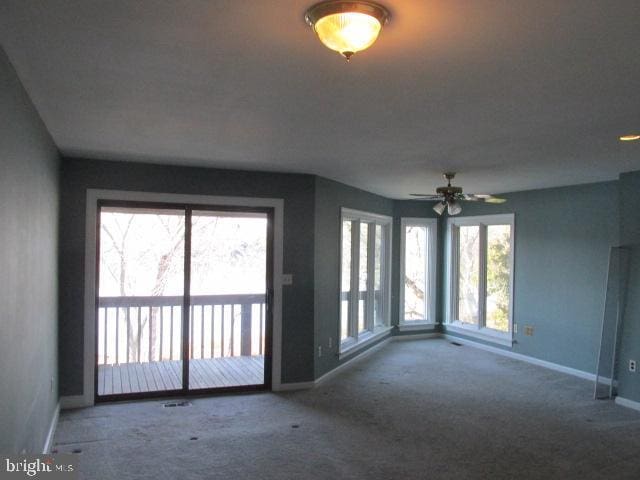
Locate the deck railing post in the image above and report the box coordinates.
[241,302,252,356]
[115,307,120,365]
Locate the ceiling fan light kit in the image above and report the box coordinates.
[305,1,391,60]
[433,201,447,215]
[447,200,462,216]
[410,172,507,216]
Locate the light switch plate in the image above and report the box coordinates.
[282,274,293,286]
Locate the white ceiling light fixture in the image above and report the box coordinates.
[305,1,391,61]
[619,134,640,142]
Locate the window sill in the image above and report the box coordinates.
[445,323,513,347]
[398,322,437,332]
[339,326,392,360]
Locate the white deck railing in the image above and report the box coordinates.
[98,294,266,365]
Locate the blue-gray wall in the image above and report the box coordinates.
[0,48,60,453]
[53,155,640,400]
[313,177,393,378]
[616,172,640,402]
[441,182,619,374]
[58,158,316,395]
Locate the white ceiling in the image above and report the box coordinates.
[1,0,639,198]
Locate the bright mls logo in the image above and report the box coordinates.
[1,455,77,479]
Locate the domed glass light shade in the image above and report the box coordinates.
[447,200,462,216]
[619,134,640,142]
[433,201,447,215]
[305,1,390,60]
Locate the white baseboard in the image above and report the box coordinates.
[57,332,612,407]
[60,395,90,410]
[275,336,393,392]
[280,330,597,392]
[442,334,596,382]
[615,396,640,412]
[315,337,392,387]
[594,377,617,387]
[43,403,60,454]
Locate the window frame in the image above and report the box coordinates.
[339,208,393,357]
[446,213,515,346]
[399,217,438,330]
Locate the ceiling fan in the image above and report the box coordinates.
[410,173,506,216]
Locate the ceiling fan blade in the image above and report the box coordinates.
[465,194,507,204]
[409,194,443,200]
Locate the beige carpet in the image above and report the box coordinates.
[54,339,640,479]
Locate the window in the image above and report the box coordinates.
[399,218,437,329]
[340,208,392,354]
[446,214,514,345]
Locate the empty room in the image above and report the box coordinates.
[1,1,640,479]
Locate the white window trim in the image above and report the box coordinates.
[399,217,438,328]
[338,326,393,360]
[446,213,515,346]
[445,325,514,347]
[398,322,437,332]
[339,208,393,355]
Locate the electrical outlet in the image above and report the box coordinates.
[629,360,637,373]
[318,345,322,358]
[524,325,534,336]
[514,324,518,334]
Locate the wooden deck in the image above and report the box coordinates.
[98,356,264,396]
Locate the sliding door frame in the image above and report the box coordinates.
[94,200,274,402]
[78,190,283,408]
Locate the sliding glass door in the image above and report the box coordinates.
[188,210,268,390]
[96,202,272,400]
[97,207,185,396]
